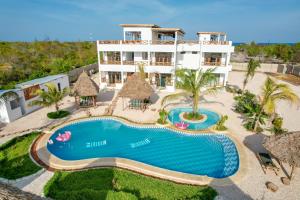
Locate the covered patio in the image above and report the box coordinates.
[73,71,99,107]
[118,73,154,111]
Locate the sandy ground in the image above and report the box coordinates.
[0,71,299,199]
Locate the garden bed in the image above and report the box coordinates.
[47,110,70,119]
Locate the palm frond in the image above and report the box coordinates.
[161,92,190,108]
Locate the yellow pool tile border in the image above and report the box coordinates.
[33,116,248,186]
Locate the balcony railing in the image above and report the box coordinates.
[150,61,173,66]
[98,40,230,45]
[100,60,121,65]
[151,40,175,45]
[202,61,222,66]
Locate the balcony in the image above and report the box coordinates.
[202,41,229,45]
[151,40,175,45]
[100,60,121,65]
[98,40,230,46]
[202,61,222,66]
[123,61,148,65]
[150,61,173,66]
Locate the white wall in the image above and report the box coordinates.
[0,91,23,123]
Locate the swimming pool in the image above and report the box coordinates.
[47,119,239,178]
[168,108,220,130]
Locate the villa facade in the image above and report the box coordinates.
[97,24,234,91]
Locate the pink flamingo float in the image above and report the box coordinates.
[175,121,189,130]
[56,131,72,142]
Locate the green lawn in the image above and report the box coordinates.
[44,168,217,200]
[0,132,42,179]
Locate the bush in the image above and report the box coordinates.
[47,110,70,119]
[215,115,228,131]
[268,115,287,134]
[183,112,204,121]
[225,85,242,94]
[157,109,168,124]
[234,91,258,114]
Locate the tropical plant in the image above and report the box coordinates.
[157,109,169,124]
[242,103,268,132]
[30,83,69,112]
[161,68,220,117]
[234,91,257,114]
[243,59,260,91]
[215,115,228,131]
[137,63,146,80]
[268,114,287,135]
[253,77,299,131]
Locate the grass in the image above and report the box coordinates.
[44,168,217,200]
[47,110,70,119]
[0,132,42,179]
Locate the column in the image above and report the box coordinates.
[96,41,102,90]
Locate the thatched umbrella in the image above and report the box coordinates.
[119,73,154,110]
[73,71,99,106]
[263,131,300,179]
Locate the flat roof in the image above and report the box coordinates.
[152,27,185,34]
[197,32,226,35]
[120,24,160,28]
[16,74,67,89]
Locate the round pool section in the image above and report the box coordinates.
[168,108,220,130]
[47,119,239,178]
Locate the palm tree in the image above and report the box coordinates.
[253,77,299,131]
[161,68,220,116]
[30,83,69,112]
[243,59,260,91]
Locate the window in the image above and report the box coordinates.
[10,99,20,110]
[23,85,40,100]
[125,32,141,40]
[142,52,148,60]
[57,83,61,91]
[180,51,186,54]
[192,51,198,54]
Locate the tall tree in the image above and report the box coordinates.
[253,77,299,131]
[30,83,69,112]
[243,59,260,91]
[161,68,219,116]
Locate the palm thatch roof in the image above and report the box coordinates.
[73,71,99,97]
[119,73,154,100]
[263,131,300,167]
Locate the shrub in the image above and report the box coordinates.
[234,91,258,114]
[215,115,228,131]
[183,112,204,121]
[268,115,287,134]
[157,109,169,124]
[47,110,70,119]
[225,85,242,94]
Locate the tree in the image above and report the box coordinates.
[243,59,260,91]
[161,68,220,117]
[30,83,69,112]
[137,63,146,80]
[253,77,299,131]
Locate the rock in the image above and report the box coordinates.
[281,177,290,185]
[266,181,278,192]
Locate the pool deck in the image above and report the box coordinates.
[32,116,248,187]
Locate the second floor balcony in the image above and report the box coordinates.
[98,40,230,45]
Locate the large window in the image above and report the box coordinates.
[23,85,40,100]
[125,32,141,40]
[10,99,20,110]
[108,72,122,84]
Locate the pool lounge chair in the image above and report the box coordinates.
[256,152,280,175]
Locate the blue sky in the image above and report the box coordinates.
[0,0,299,42]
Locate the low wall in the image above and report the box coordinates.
[231,62,286,73]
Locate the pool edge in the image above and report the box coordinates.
[31,116,248,186]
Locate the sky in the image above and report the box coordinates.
[0,0,299,43]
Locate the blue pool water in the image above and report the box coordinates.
[47,119,239,178]
[168,108,220,130]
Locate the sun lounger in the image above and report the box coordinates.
[256,153,280,175]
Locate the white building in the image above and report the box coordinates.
[0,74,69,123]
[97,24,234,91]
